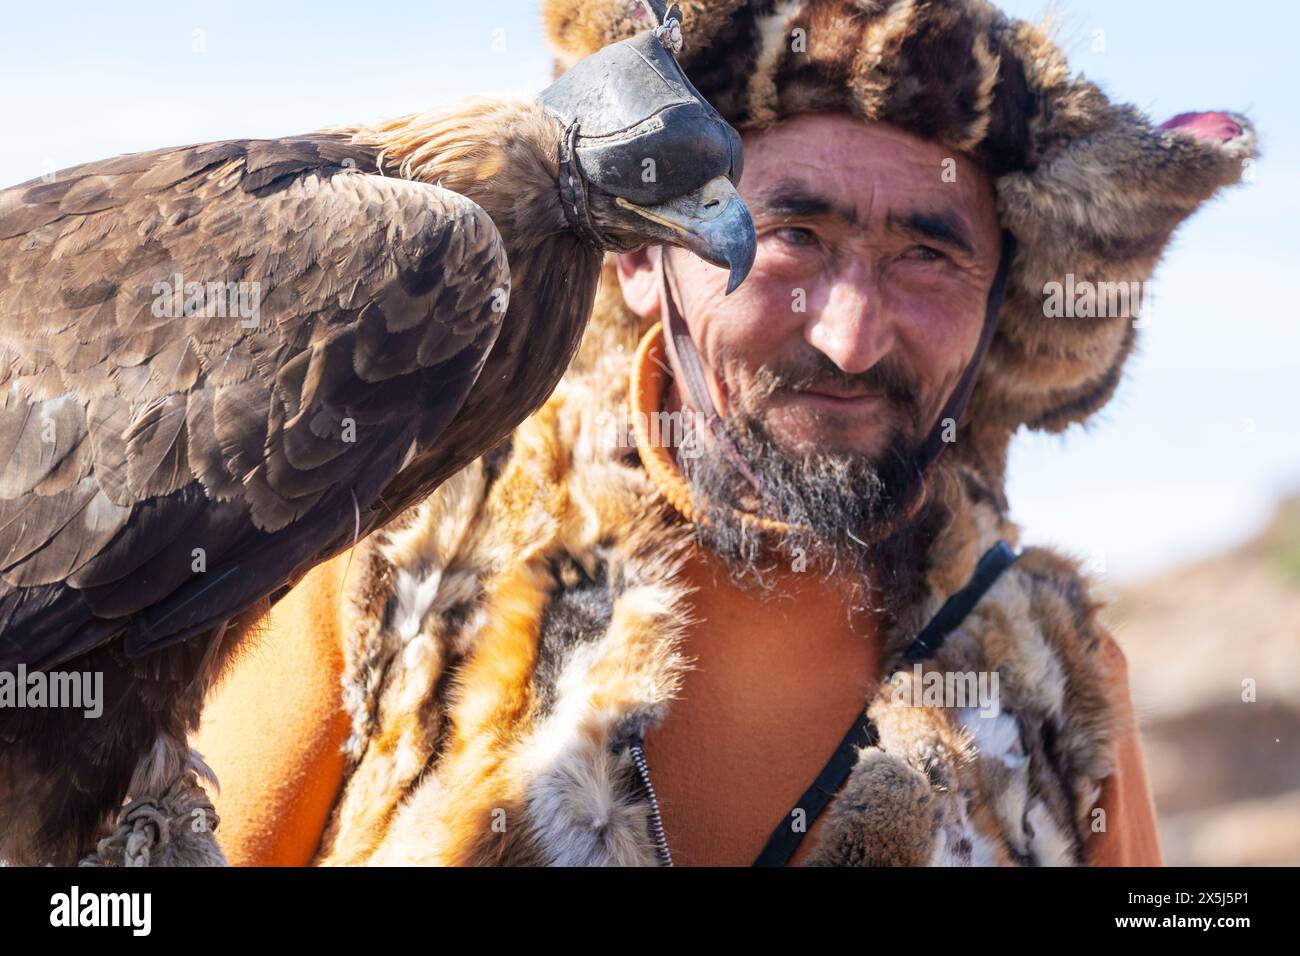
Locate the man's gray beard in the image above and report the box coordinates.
[679,409,929,606]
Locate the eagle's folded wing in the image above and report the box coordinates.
[0,136,509,669]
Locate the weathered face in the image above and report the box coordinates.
[619,113,1002,465]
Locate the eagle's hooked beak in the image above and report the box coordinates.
[616,176,756,294]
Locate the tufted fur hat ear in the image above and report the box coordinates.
[544,0,1257,432]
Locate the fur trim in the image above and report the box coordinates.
[543,0,1257,431]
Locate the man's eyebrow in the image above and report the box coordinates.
[886,209,976,256]
[749,180,859,225]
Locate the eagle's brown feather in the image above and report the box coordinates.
[0,98,614,865]
[0,133,512,669]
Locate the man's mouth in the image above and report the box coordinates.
[781,386,888,412]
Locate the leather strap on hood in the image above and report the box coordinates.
[659,250,777,514]
[913,230,1016,477]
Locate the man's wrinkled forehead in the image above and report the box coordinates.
[740,114,1000,254]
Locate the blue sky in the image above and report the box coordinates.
[2,1,1295,582]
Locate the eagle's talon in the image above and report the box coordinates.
[78,773,223,867]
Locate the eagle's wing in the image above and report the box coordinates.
[0,135,510,669]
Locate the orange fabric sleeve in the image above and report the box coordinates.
[1085,631,1164,866]
[190,552,352,867]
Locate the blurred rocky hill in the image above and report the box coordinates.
[1103,494,1300,865]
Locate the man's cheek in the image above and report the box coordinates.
[718,359,777,414]
[731,280,810,351]
[913,364,965,437]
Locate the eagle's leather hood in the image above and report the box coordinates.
[538,13,743,206]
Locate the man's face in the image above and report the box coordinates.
[623,113,1003,465]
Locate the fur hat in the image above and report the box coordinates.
[544,0,1257,433]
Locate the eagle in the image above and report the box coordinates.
[0,1,755,865]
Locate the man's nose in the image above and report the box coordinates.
[803,267,894,375]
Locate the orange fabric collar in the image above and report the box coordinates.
[629,321,791,536]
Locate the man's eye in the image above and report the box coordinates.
[902,245,945,262]
[773,226,818,247]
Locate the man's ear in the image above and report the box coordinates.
[615,246,662,319]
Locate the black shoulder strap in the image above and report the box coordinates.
[750,539,1019,867]
[901,539,1019,664]
[751,709,877,868]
